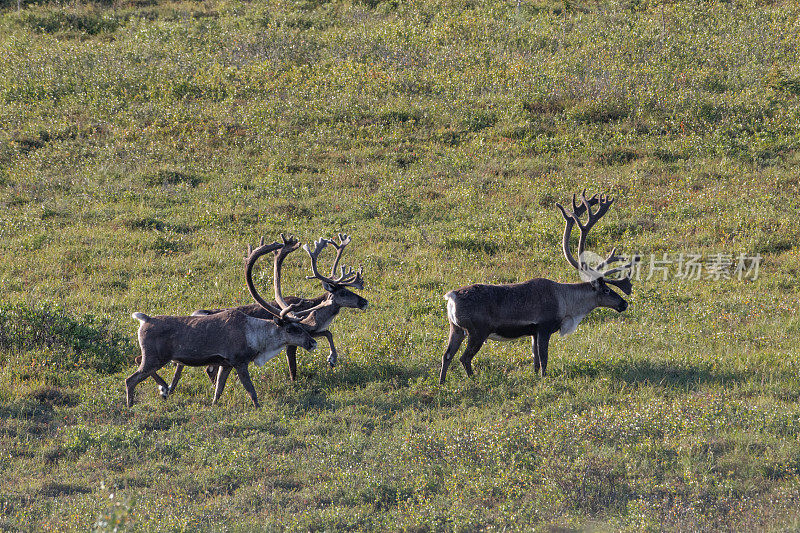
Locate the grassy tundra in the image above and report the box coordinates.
[2,0,800,529]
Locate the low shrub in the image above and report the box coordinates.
[0,302,132,373]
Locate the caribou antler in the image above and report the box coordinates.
[302,236,364,289]
[272,233,301,311]
[556,190,597,272]
[327,233,351,277]
[555,190,637,293]
[245,236,303,321]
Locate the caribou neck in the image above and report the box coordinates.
[557,281,600,316]
[300,293,340,332]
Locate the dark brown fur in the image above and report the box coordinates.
[127,307,317,408]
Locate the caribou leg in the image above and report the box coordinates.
[126,359,168,407]
[535,329,553,377]
[319,331,338,367]
[440,323,466,384]
[212,367,232,405]
[235,364,260,408]
[285,345,298,381]
[459,333,488,379]
[167,364,184,396]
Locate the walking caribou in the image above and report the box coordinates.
[439,191,637,383]
[160,233,368,397]
[126,238,318,408]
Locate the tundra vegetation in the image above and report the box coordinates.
[1,0,800,530]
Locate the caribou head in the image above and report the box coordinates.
[555,191,638,312]
[302,234,368,312]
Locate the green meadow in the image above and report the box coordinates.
[2,0,800,529]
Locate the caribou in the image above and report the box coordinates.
[126,238,318,408]
[161,233,368,397]
[439,191,637,383]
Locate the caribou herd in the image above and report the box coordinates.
[127,191,637,406]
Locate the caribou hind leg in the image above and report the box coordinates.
[459,333,488,379]
[167,363,184,396]
[161,363,216,399]
[212,367,232,405]
[151,372,170,399]
[440,322,466,384]
[126,357,169,407]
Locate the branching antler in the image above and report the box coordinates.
[328,233,351,277]
[302,236,364,289]
[556,191,595,272]
[555,190,638,294]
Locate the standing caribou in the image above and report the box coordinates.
[439,191,637,383]
[160,233,368,398]
[126,238,318,408]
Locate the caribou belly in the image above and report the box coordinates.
[488,323,539,341]
[488,333,515,342]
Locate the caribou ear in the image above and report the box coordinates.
[589,278,602,290]
[605,277,633,295]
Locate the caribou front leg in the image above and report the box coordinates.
[535,329,553,377]
[285,345,298,381]
[235,364,260,408]
[319,331,338,367]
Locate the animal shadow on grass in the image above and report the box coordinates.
[0,387,77,425]
[143,360,425,413]
[276,360,431,416]
[38,482,92,497]
[558,358,744,390]
[316,359,428,389]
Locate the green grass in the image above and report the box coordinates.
[2,0,800,530]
